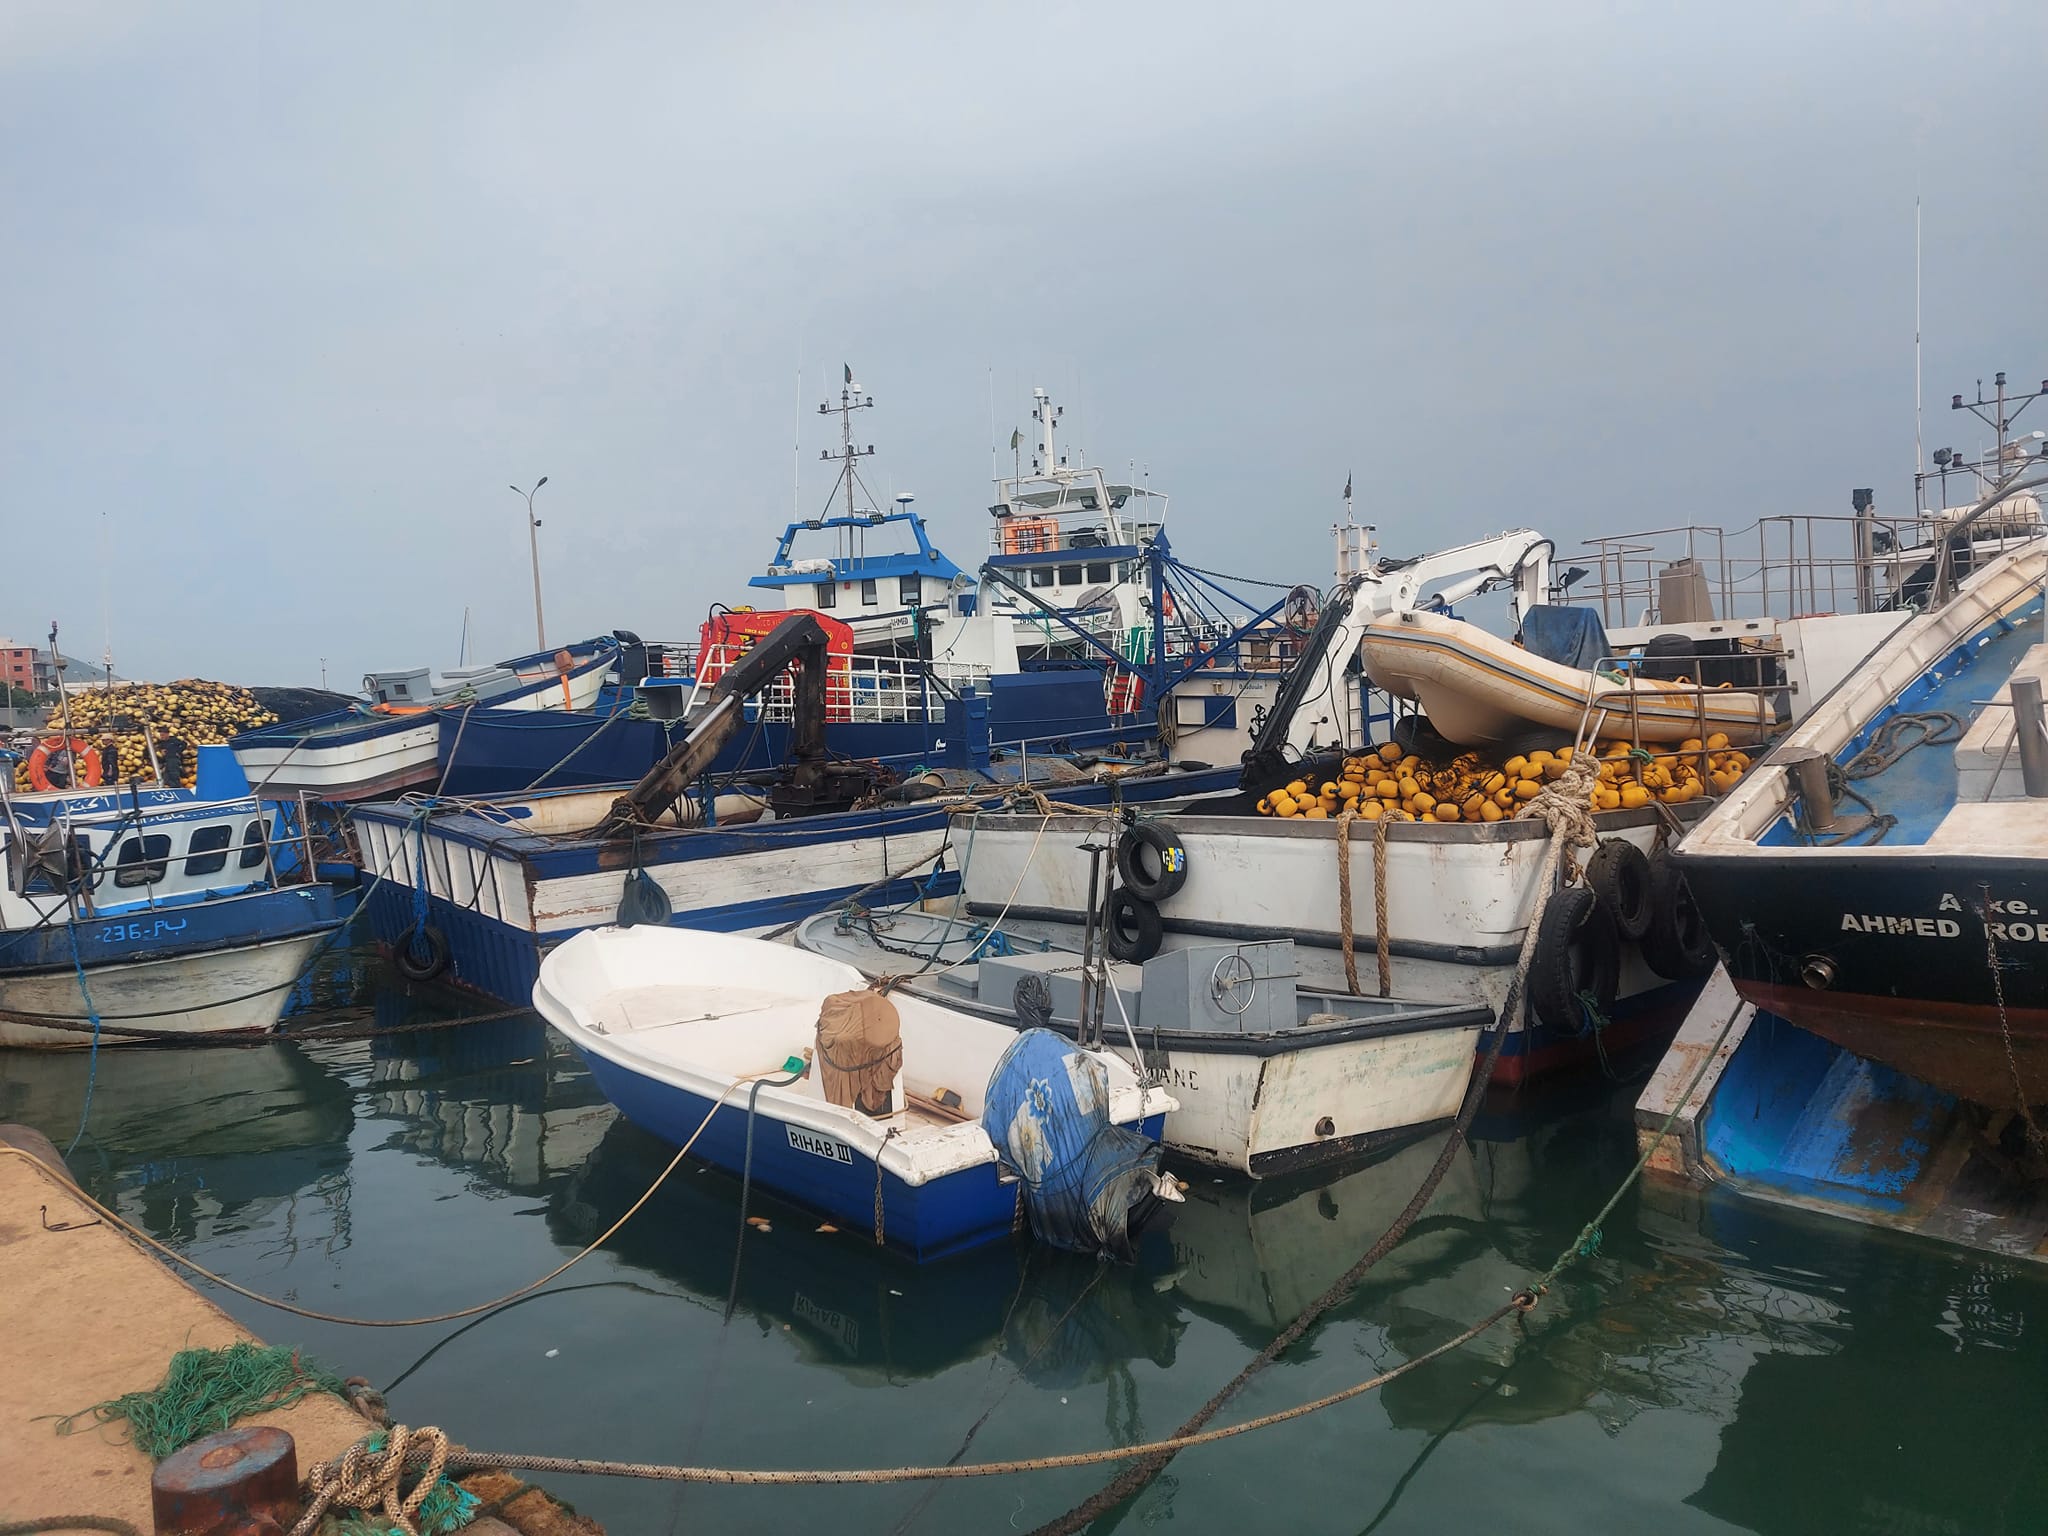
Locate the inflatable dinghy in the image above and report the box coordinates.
[1362,610,1773,747]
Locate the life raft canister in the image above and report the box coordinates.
[27,736,102,792]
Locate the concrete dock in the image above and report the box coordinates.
[0,1126,600,1532]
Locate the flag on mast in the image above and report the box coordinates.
[1343,471,1352,501]
[1010,428,1022,451]
[843,362,852,385]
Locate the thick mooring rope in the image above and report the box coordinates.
[1335,808,1361,996]
[1331,807,1397,999]
[1372,809,1395,997]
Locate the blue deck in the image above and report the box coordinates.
[1762,594,2044,847]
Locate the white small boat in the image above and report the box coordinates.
[232,637,618,802]
[796,913,1489,1177]
[533,926,1179,1261]
[1362,609,1774,747]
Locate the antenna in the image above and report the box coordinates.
[816,364,879,536]
[99,507,112,681]
[1914,196,1923,510]
[792,366,804,520]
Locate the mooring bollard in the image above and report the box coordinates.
[152,1426,298,1536]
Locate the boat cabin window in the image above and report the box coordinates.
[184,823,235,876]
[860,579,878,606]
[1059,565,1083,586]
[1086,562,1112,584]
[815,579,836,610]
[114,834,173,887]
[898,575,920,605]
[239,821,269,870]
[1030,568,1055,588]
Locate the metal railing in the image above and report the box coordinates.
[690,645,995,725]
[1573,508,2048,627]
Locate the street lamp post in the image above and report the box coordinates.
[510,478,549,650]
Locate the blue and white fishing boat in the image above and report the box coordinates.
[533,925,1178,1261]
[422,378,1299,799]
[355,606,1239,1006]
[1635,388,2048,1257]
[353,760,1233,1007]
[230,636,619,803]
[0,747,342,1047]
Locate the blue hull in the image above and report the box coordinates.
[363,865,956,1010]
[434,671,1168,797]
[581,1047,1167,1262]
[361,766,1238,1007]
[0,884,342,979]
[1699,1013,1958,1217]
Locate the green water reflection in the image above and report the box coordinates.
[2,944,2043,1535]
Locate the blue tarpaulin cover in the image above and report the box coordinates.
[981,1028,1162,1260]
[1518,604,1611,671]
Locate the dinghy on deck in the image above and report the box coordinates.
[1363,609,1775,748]
[533,926,1178,1261]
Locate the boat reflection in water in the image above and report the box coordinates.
[0,1040,357,1247]
[548,1118,1188,1385]
[364,1018,612,1198]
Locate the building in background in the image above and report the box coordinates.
[0,641,36,696]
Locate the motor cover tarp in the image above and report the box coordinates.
[1518,604,1611,672]
[981,1028,1161,1261]
[816,989,902,1116]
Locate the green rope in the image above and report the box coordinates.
[1524,998,1747,1301]
[54,1342,347,1461]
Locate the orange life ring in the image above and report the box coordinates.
[28,736,102,792]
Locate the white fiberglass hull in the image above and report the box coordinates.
[0,932,328,1048]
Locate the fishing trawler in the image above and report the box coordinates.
[1676,382,2048,1106]
[0,746,342,1046]
[426,378,1296,797]
[946,472,1995,1086]
[1638,371,2048,1259]
[354,610,1237,1006]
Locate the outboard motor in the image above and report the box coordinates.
[611,629,650,688]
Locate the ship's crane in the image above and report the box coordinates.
[596,613,879,836]
[1240,529,1556,788]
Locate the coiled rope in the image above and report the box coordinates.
[292,1423,451,1536]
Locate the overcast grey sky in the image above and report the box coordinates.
[2,1,2043,684]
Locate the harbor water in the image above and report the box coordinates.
[5,941,2045,1535]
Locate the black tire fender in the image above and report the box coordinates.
[394,922,451,983]
[1640,851,1717,980]
[1584,838,1654,942]
[1116,820,1190,903]
[1528,885,1621,1034]
[1102,889,1165,963]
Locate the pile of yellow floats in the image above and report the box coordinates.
[1255,734,1756,823]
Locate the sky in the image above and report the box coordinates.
[2,1,2044,686]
